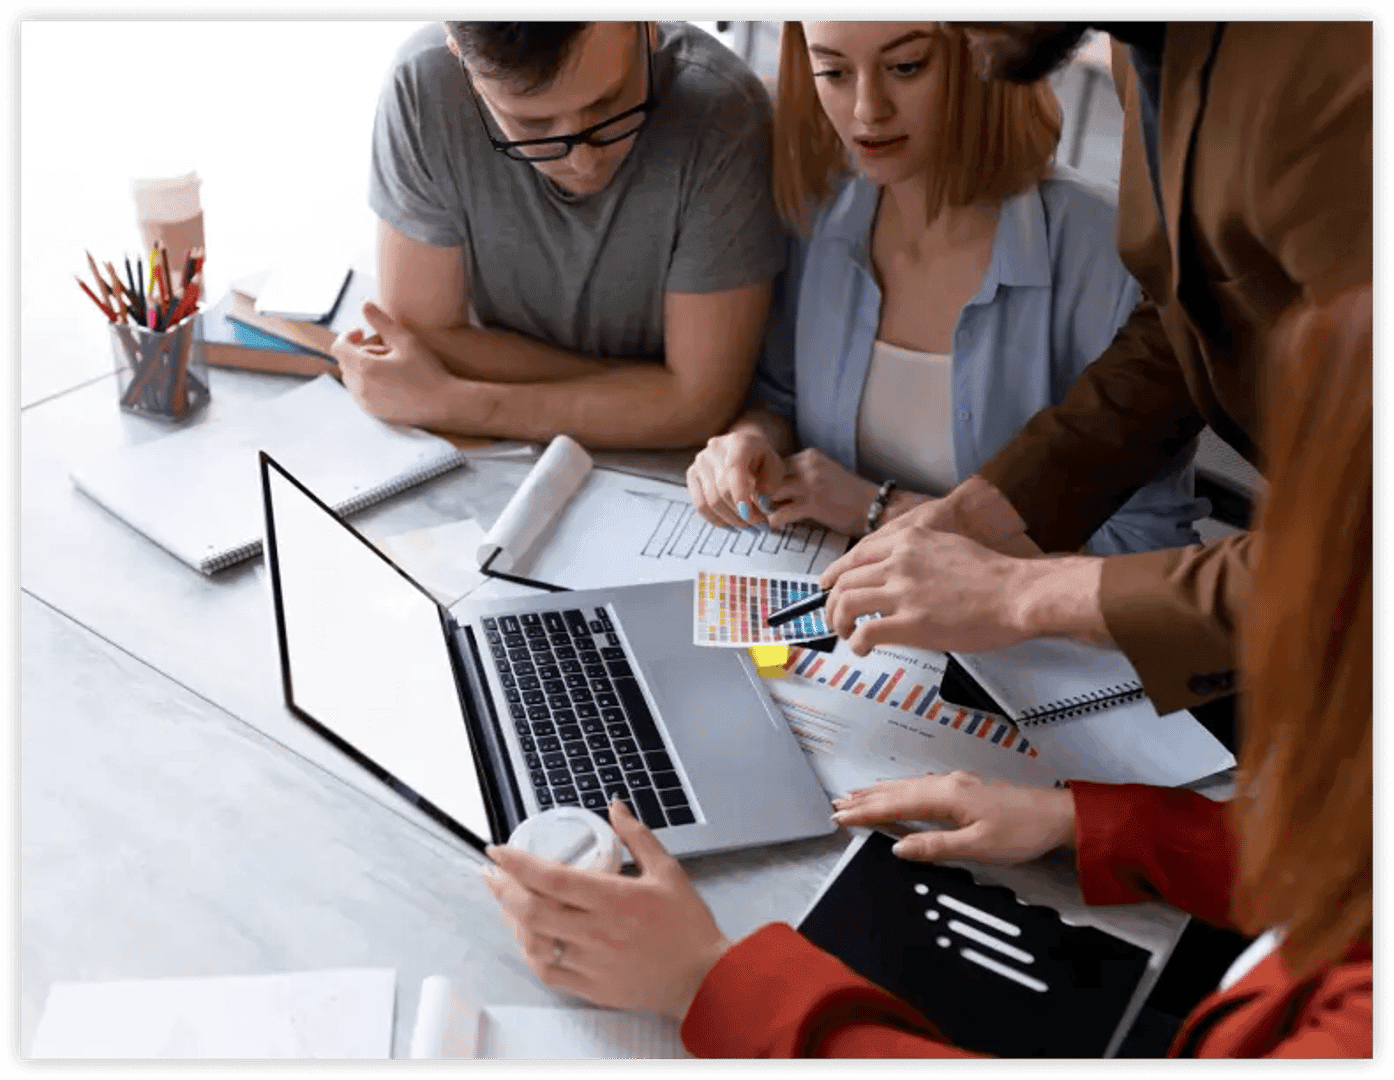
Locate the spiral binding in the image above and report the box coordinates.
[198,451,469,574]
[1016,683,1147,727]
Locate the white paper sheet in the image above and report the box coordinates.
[478,441,849,590]
[775,637,1231,789]
[30,968,396,1059]
[372,516,492,607]
[952,637,1236,785]
[482,1005,687,1059]
[409,977,686,1059]
[1024,701,1236,787]
[768,665,1056,799]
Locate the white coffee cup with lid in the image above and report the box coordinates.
[506,807,624,873]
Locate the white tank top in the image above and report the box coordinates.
[1218,928,1284,992]
[856,339,957,496]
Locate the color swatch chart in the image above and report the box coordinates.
[783,645,1038,757]
[693,570,830,646]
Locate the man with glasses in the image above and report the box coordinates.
[333,21,786,449]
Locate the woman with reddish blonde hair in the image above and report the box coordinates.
[685,22,1204,555]
[483,285,1371,1057]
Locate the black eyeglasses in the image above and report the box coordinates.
[463,24,657,162]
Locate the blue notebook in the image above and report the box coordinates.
[199,290,334,376]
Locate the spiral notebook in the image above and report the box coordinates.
[947,639,1235,787]
[71,376,471,575]
[953,638,1148,728]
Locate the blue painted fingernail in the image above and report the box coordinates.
[737,501,750,521]
[758,494,772,513]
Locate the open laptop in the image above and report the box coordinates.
[259,452,834,858]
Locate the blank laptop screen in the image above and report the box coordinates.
[265,465,491,841]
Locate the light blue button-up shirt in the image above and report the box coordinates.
[750,169,1207,555]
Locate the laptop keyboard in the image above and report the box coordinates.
[481,606,697,830]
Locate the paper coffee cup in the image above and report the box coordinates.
[507,807,624,873]
[132,171,204,273]
[132,171,202,223]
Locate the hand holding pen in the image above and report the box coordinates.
[766,588,831,628]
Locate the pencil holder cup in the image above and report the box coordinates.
[111,308,211,422]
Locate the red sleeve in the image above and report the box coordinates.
[680,923,984,1058]
[1071,781,1237,928]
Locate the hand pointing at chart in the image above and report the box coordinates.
[817,516,1114,658]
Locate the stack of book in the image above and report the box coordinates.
[200,265,372,377]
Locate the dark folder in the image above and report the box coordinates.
[798,831,1151,1057]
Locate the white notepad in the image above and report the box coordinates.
[30,968,396,1059]
[70,375,470,574]
[253,261,353,322]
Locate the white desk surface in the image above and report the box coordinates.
[18,367,1190,1057]
[17,370,858,1054]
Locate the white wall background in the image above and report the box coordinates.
[20,21,429,405]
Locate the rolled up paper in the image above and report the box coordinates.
[476,434,592,573]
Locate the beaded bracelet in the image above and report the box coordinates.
[865,479,897,534]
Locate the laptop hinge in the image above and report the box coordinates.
[442,611,525,841]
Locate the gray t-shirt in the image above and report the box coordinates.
[369,21,787,360]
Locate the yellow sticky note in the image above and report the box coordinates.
[748,644,790,678]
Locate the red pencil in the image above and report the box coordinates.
[75,275,117,321]
[167,279,201,327]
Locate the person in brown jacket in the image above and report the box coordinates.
[816,22,1370,715]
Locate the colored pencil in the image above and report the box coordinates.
[167,279,200,328]
[85,250,111,306]
[75,275,117,321]
[161,244,173,308]
[104,264,128,323]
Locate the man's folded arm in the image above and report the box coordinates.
[431,282,772,448]
[375,221,772,448]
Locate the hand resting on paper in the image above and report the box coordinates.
[332,300,487,430]
[761,449,934,536]
[831,771,1076,865]
[687,433,929,537]
[482,800,730,1020]
[686,425,785,530]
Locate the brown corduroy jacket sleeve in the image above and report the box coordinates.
[976,23,1369,713]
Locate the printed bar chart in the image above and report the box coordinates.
[783,646,1037,757]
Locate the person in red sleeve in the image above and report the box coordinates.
[481,287,1371,1059]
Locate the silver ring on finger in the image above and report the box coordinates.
[551,939,565,967]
